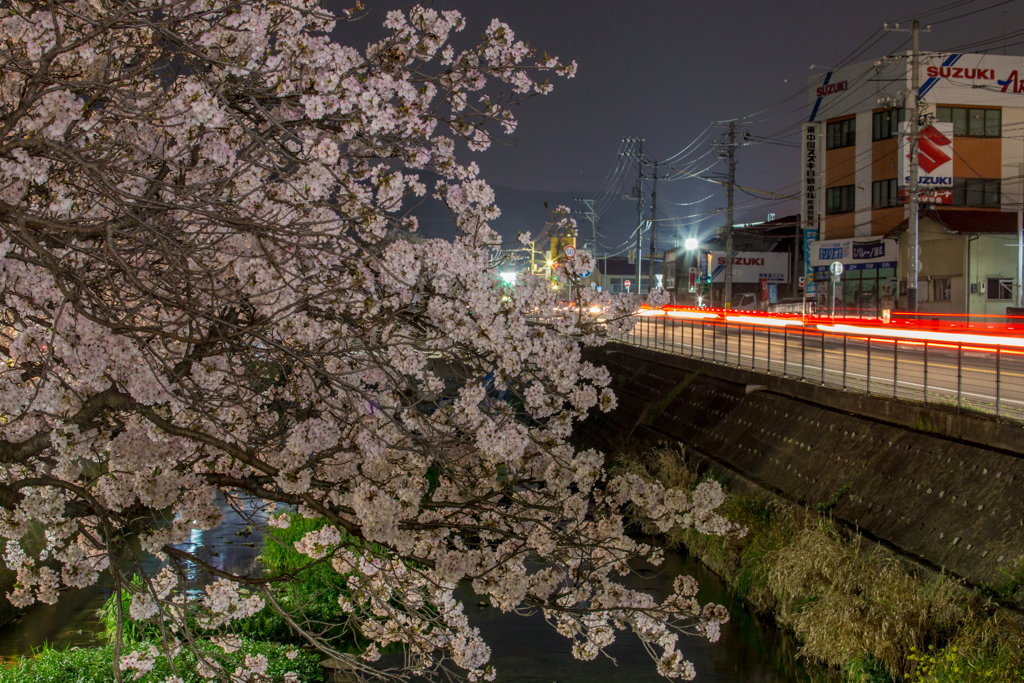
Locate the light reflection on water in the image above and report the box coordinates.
[0,495,268,661]
[0,510,839,683]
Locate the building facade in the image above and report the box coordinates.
[805,52,1024,315]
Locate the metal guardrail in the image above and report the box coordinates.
[619,312,1024,424]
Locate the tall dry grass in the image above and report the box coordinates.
[612,442,1024,683]
[769,523,969,680]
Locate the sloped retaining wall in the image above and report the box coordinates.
[584,343,1024,592]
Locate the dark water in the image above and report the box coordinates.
[0,497,270,660]
[0,510,838,683]
[425,550,839,683]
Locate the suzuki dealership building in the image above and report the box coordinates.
[804,52,1024,316]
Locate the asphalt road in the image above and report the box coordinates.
[623,316,1024,422]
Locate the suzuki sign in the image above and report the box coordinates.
[704,252,789,284]
[900,121,953,205]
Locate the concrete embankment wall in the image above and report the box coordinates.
[584,343,1024,593]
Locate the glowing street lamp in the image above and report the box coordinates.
[684,238,699,251]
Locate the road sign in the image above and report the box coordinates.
[564,245,576,258]
[625,279,632,291]
[830,261,844,277]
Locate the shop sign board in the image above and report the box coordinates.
[809,238,898,277]
[899,121,954,199]
[800,122,821,295]
[706,252,790,284]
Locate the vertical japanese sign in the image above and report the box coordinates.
[801,122,822,295]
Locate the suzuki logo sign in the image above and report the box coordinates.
[901,121,954,191]
[917,125,952,173]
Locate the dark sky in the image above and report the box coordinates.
[337,0,1024,248]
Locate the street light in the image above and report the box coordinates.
[684,238,699,251]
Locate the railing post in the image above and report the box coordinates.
[923,340,929,405]
[866,336,872,396]
[767,325,772,374]
[996,345,1001,418]
[724,321,729,365]
[752,324,756,371]
[893,339,899,399]
[801,326,806,381]
[957,342,963,411]
[821,329,826,385]
[783,328,788,377]
[712,320,717,362]
[842,333,848,390]
[701,319,706,360]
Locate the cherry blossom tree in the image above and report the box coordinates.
[0,1,737,681]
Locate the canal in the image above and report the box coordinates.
[0,502,838,682]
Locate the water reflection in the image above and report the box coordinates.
[412,550,841,683]
[0,495,269,660]
[1,510,840,683]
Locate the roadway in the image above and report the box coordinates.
[623,315,1024,422]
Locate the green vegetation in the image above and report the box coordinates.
[1,512,373,682]
[615,444,1024,683]
[0,639,324,683]
[235,513,365,650]
[96,513,367,651]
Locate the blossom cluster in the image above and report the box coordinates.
[0,1,722,681]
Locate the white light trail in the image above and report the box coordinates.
[726,315,803,327]
[816,323,1024,349]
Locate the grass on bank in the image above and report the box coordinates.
[2,512,369,683]
[0,638,325,683]
[614,443,1024,683]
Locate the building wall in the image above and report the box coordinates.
[854,112,873,237]
[951,136,1001,179]
[1002,107,1024,209]
[823,134,857,240]
[967,234,1019,315]
[916,220,967,313]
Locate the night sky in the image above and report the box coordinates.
[337,0,1024,249]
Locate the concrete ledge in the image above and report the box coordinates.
[600,342,1024,458]
[584,342,1024,590]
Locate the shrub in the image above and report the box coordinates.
[0,639,325,683]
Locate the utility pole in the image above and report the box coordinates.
[621,137,645,292]
[648,161,658,290]
[572,197,599,287]
[886,20,930,313]
[713,122,740,308]
[908,20,921,313]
